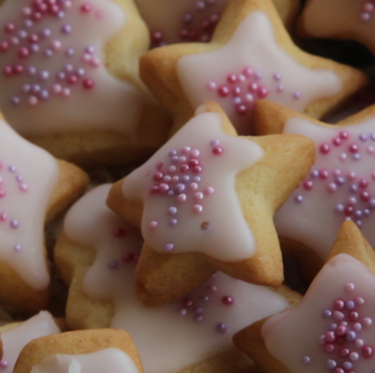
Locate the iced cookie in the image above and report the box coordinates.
[55,183,300,373]
[233,220,375,373]
[0,311,63,373]
[106,101,315,305]
[13,329,144,373]
[0,0,170,168]
[0,112,88,313]
[140,0,367,136]
[134,0,299,48]
[254,100,375,276]
[299,0,375,56]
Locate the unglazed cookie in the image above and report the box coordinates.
[299,0,375,56]
[0,112,88,313]
[106,101,315,305]
[134,0,299,48]
[254,100,375,276]
[0,0,170,168]
[55,183,300,373]
[233,220,375,373]
[140,0,368,136]
[13,329,144,373]
[0,311,62,373]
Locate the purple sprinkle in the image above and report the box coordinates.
[273,73,282,81]
[13,244,21,252]
[16,175,23,182]
[10,96,21,106]
[65,48,75,57]
[329,323,337,330]
[22,84,31,93]
[350,184,358,194]
[171,156,179,162]
[24,19,33,28]
[356,220,363,228]
[364,209,371,217]
[32,84,41,94]
[322,310,332,318]
[277,84,284,93]
[293,91,302,100]
[326,360,337,369]
[255,72,262,79]
[182,13,193,23]
[346,331,357,341]
[169,149,177,157]
[310,169,319,178]
[85,45,95,54]
[210,139,220,147]
[194,315,204,323]
[302,356,311,365]
[170,219,178,226]
[61,24,72,34]
[182,175,190,182]
[39,70,49,80]
[167,190,174,196]
[194,307,203,315]
[30,44,39,53]
[57,10,65,19]
[295,195,303,203]
[164,243,174,251]
[10,220,19,229]
[359,133,368,142]
[65,64,74,72]
[57,71,66,81]
[175,183,185,193]
[168,206,177,215]
[41,28,51,38]
[216,323,227,334]
[371,133,375,141]
[178,308,187,316]
[44,48,53,58]
[39,89,49,101]
[346,300,355,310]
[77,68,85,76]
[200,295,210,302]
[335,204,344,213]
[0,360,9,368]
[355,210,363,218]
[193,176,201,183]
[343,362,352,370]
[369,199,375,209]
[353,153,361,161]
[8,165,16,173]
[335,177,345,186]
[18,30,27,39]
[28,66,37,76]
[108,261,118,269]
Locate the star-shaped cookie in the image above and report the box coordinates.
[0,111,88,313]
[107,101,315,306]
[0,0,170,168]
[234,220,375,373]
[134,0,299,47]
[255,100,375,274]
[55,183,298,373]
[140,0,367,136]
[299,0,375,56]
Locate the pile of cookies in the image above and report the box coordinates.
[0,0,375,372]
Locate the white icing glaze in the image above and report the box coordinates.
[0,0,144,137]
[0,311,60,373]
[0,118,58,290]
[263,254,375,372]
[302,0,375,54]
[63,184,290,373]
[276,117,375,260]
[134,0,229,46]
[177,11,342,135]
[30,348,139,373]
[122,111,263,261]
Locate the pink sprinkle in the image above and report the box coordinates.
[349,143,359,153]
[319,170,329,180]
[51,40,61,51]
[194,192,204,202]
[149,221,158,230]
[243,66,254,77]
[350,352,359,362]
[177,194,187,203]
[257,86,268,98]
[218,85,229,97]
[363,317,372,327]
[339,131,349,140]
[324,344,335,353]
[159,183,169,194]
[345,283,355,293]
[212,146,223,155]
[80,2,93,12]
[0,360,8,368]
[113,227,126,238]
[319,143,331,154]
[332,137,342,146]
[356,297,365,306]
[207,81,217,90]
[359,178,369,188]
[83,77,95,91]
[227,74,238,84]
[363,346,374,358]
[0,213,6,221]
[333,311,344,321]
[327,183,337,193]
[0,189,5,198]
[355,339,364,348]
[193,204,203,214]
[189,182,198,191]
[19,182,28,192]
[302,180,313,191]
[339,348,350,357]
[205,186,215,195]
